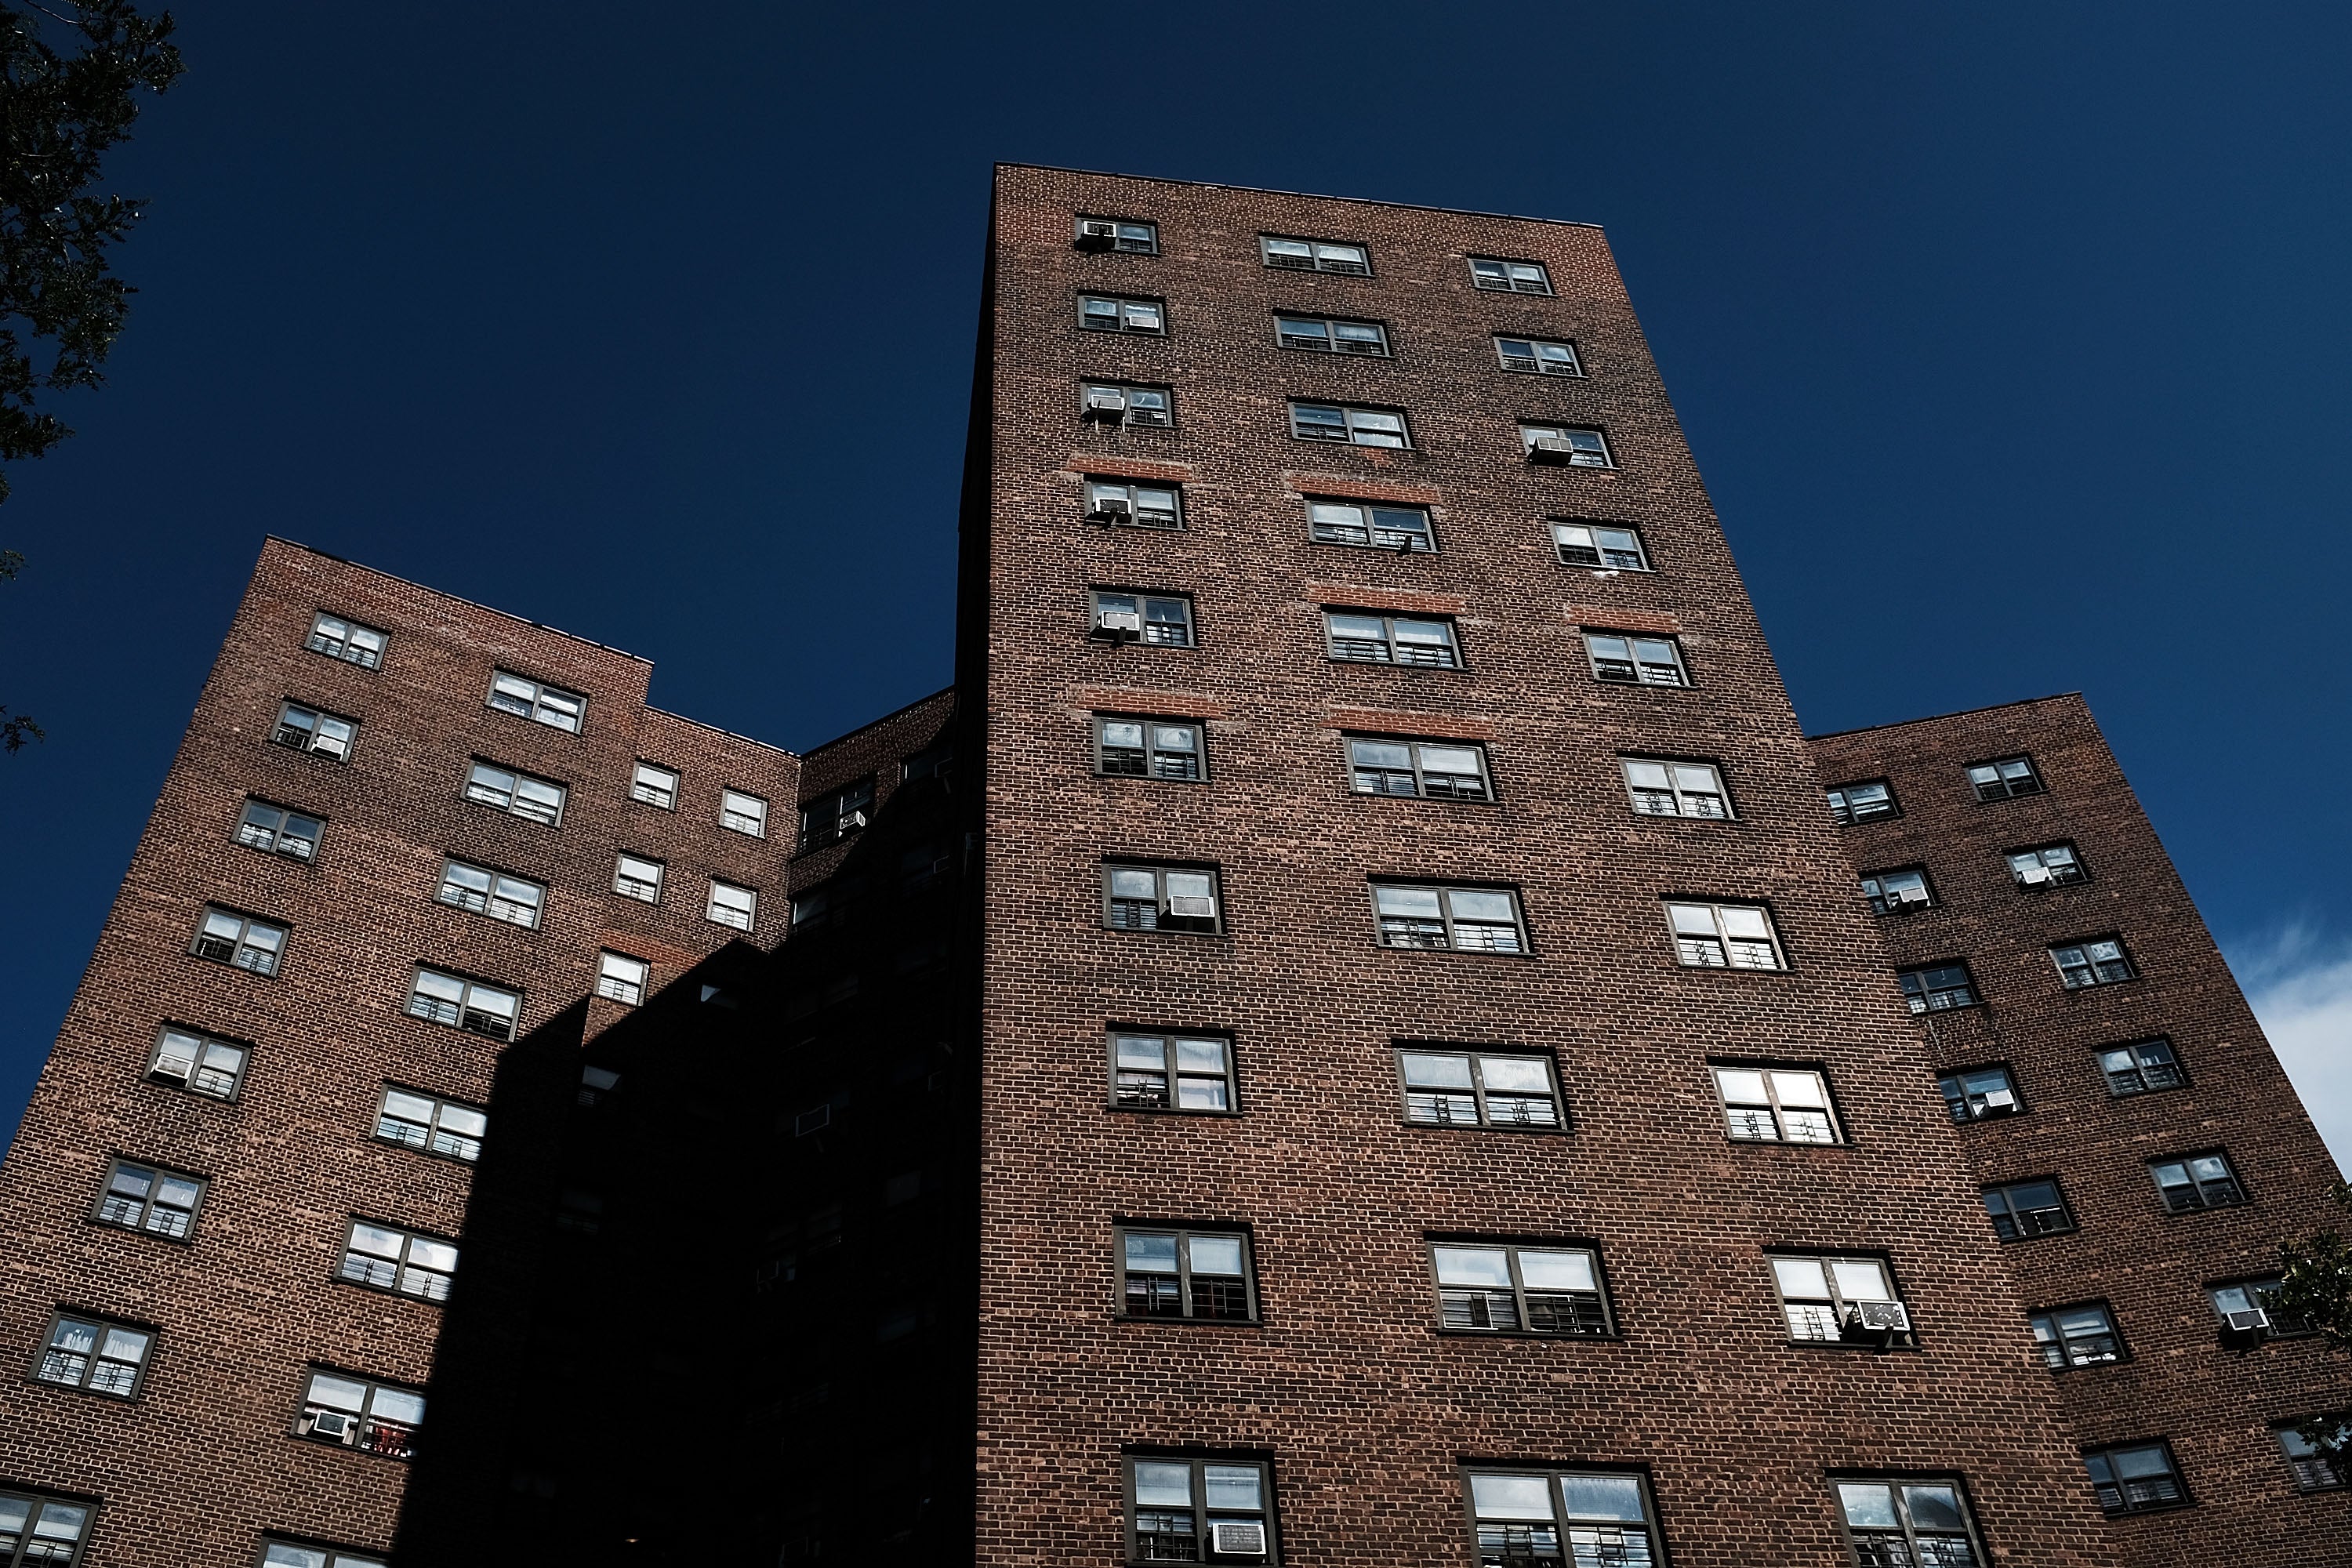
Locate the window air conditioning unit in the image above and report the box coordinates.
[1076,220,1116,249]
[308,1410,354,1441]
[1849,1300,1911,1334]
[1529,436,1575,461]
[1087,496,1133,524]
[2017,862,2053,885]
[1094,611,1144,639]
[1891,886,1929,906]
[1085,389,1129,419]
[840,810,869,832]
[1208,1520,1267,1557]
[1979,1087,2018,1114]
[1167,895,1218,920]
[2220,1307,2271,1340]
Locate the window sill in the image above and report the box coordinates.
[1435,1328,1620,1343]
[1403,1120,1569,1136]
[1373,945,1537,960]
[1109,1104,1246,1119]
[1114,1314,1261,1328]
[1722,1137,1852,1150]
[1783,1338,1922,1353]
[85,1218,196,1248]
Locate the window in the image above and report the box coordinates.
[1621,757,1730,819]
[1086,478,1183,528]
[1494,334,1582,375]
[1096,717,1204,781]
[193,907,286,975]
[1860,867,1933,915]
[0,1491,96,1566]
[260,1540,388,1568]
[1262,234,1367,274]
[34,1312,151,1397]
[1967,755,2043,800]
[707,880,757,931]
[376,1086,486,1162]
[1289,400,1409,447]
[1831,1479,1984,1567]
[902,741,953,782]
[436,858,544,928]
[1396,1048,1560,1129]
[1091,590,1194,648]
[1552,521,1646,570]
[2030,1302,2124,1368]
[1584,631,1685,685]
[1667,902,1784,971]
[612,853,663,902]
[1077,216,1157,253]
[1713,1065,1838,1142]
[1079,293,1163,334]
[597,951,650,1005]
[1275,314,1388,354]
[1771,1254,1911,1344]
[486,670,584,733]
[799,779,876,850]
[1374,884,1526,953]
[1898,962,1977,1012]
[2150,1152,2245,1213]
[1111,1031,1236,1112]
[1466,1471,1657,1568]
[1521,424,1612,466]
[305,612,387,669]
[463,760,566,826]
[148,1025,248,1099]
[1348,737,1489,800]
[630,760,678,809]
[406,967,521,1040]
[94,1157,203,1240]
[1983,1178,2074,1240]
[1103,863,1221,934]
[237,799,322,861]
[2008,843,2083,887]
[1120,1228,1256,1321]
[2085,1443,2187,1514]
[1308,499,1432,552]
[273,700,354,761]
[296,1370,423,1459]
[720,789,768,837]
[1082,380,1173,427]
[1432,1243,1610,1335]
[1325,611,1460,668]
[1127,1457,1275,1564]
[1469,256,1552,293]
[338,1220,457,1302]
[2053,938,2135,989]
[2209,1278,2312,1338]
[1825,779,1898,824]
[1937,1065,2022,1123]
[2278,1422,2348,1492]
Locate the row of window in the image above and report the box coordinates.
[1077,318,1584,374]
[1895,932,2139,1015]
[1075,218,1558,299]
[307,613,585,731]
[1080,389,1617,463]
[1979,1150,2254,1244]
[2027,1276,2322,1375]
[1860,842,2085,912]
[1825,753,2045,825]
[1937,1037,2186,1123]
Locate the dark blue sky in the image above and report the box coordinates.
[3,3,2347,1149]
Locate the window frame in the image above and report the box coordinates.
[1345,735,1492,801]
[720,788,769,838]
[1323,609,1462,669]
[797,778,877,851]
[1860,866,1934,916]
[1116,1224,1261,1323]
[1392,1045,1564,1132]
[1966,753,2045,801]
[1084,477,1185,530]
[630,760,678,809]
[612,852,664,904]
[92,1155,206,1243]
[0,1489,98,1566]
[434,855,546,929]
[1583,630,1686,686]
[1767,1250,1915,1347]
[1306,497,1435,554]
[1664,899,1787,971]
[1461,1466,1662,1568]
[33,1308,154,1399]
[1827,1475,1991,1568]
[1076,216,1158,254]
[1825,779,1900,824]
[1089,589,1196,649]
[1710,1062,1842,1144]
[1620,756,1733,820]
[2148,1150,2246,1214]
[1428,1237,1616,1338]
[1287,399,1412,448]
[2208,1276,2314,1338]
[191,906,287,976]
[304,612,387,670]
[1261,233,1370,274]
[1273,312,1391,356]
[1468,256,1553,293]
[1077,292,1165,335]
[374,1084,487,1163]
[293,1367,423,1461]
[1494,333,1584,376]
[706,879,758,931]
[405,966,521,1041]
[336,1218,458,1304]
[2052,935,2136,989]
[1109,1029,1240,1115]
[1080,379,1174,428]
[1552,520,1648,571]
[1094,714,1207,782]
[147,1023,250,1101]
[272,699,356,762]
[1370,882,1530,956]
[597,950,651,1006]
[1936,1062,2024,1123]
[1897,961,1979,1013]
[2275,1421,2349,1492]
[1101,862,1225,936]
[1982,1177,2076,1242]
[462,759,567,826]
[485,670,585,734]
[2007,841,2085,887]
[257,1537,390,1568]
[2084,1440,2190,1515]
[1123,1454,1279,1566]
[236,797,325,862]
[1520,423,1613,467]
[2028,1300,2127,1370]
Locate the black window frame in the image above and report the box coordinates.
[1077,292,1165,336]
[1287,399,1411,448]
[272,699,356,762]
[2084,1440,2190,1515]
[1261,233,1370,274]
[1273,312,1390,356]
[257,1536,390,1568]
[2007,841,2085,887]
[1897,961,1978,1013]
[1860,866,1934,916]
[485,669,585,734]
[0,1487,99,1566]
[1323,609,1461,669]
[1468,255,1552,293]
[1552,520,1647,571]
[32,1308,154,1399]
[405,965,521,1041]
[1664,899,1787,971]
[1937,1063,2023,1123]
[1983,1176,2075,1241]
[2052,935,2136,989]
[1090,588,1196,648]
[375,1084,487,1163]
[1827,1475,1990,1568]
[92,1155,206,1243]
[1392,1044,1564,1131]
[1123,1453,1278,1565]
[293,1366,423,1461]
[1825,779,1900,824]
[336,1217,458,1304]
[1116,1223,1260,1323]
[434,855,546,928]
[1305,497,1435,554]
[1109,1028,1240,1115]
[1084,477,1185,530]
[797,778,876,852]
[1768,1250,1916,1347]
[2148,1150,2247,1214]
[147,1022,250,1101]
[1370,882,1530,955]
[191,905,287,976]
[305,612,387,670]
[1494,333,1584,376]
[1081,379,1175,428]
[2028,1300,2127,1370]
[462,759,567,826]
[1710,1062,1842,1143]
[1520,423,1613,467]
[1966,753,2045,801]
[1102,861,1225,935]
[2275,1421,2349,1492]
[1076,216,1159,254]
[1620,756,1733,819]
[1345,735,1492,801]
[1428,1236,1615,1338]
[236,797,324,862]
[1582,630,1686,687]
[1094,714,1207,782]
[2208,1276,2314,1338]
[1461,1466,1662,1568]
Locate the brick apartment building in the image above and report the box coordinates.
[0,165,2339,1567]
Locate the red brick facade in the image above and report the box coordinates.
[1809,695,2350,1565]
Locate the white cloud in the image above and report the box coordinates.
[2230,924,2352,1175]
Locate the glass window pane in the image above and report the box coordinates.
[1671,765,1718,793]
[308,1373,369,1410]
[1471,1474,1556,1520]
[1715,1069,1769,1103]
[1773,1258,1830,1298]
[438,1105,488,1137]
[1176,1079,1230,1110]
[1134,1462,1193,1508]
[1402,1052,1474,1088]
[1900,1486,1965,1531]
[1830,1261,1891,1300]
[1420,746,1481,775]
[1188,1236,1246,1276]
[1478,1057,1548,1093]
[1769,1071,1826,1108]
[1116,1035,1167,1069]
[1151,725,1197,752]
[1328,613,1386,640]
[371,1388,425,1425]
[2113,1447,2172,1479]
[1377,887,1444,918]
[1392,619,1451,645]
[1558,1475,1645,1522]
[1124,1233,1179,1272]
[1836,1483,1899,1529]
[1163,872,1212,901]
[1174,1039,1226,1073]
[1351,740,1413,769]
[1668,904,1718,935]
[1719,906,1772,939]
[1203,1465,1262,1512]
[1109,869,1159,899]
[1447,891,1515,924]
[1516,1250,1595,1291]
[1433,1247,1515,1287]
